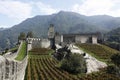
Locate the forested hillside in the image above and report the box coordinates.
[1,11,120,51]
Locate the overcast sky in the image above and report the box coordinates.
[0,0,120,28]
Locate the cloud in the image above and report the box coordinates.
[72,0,120,17]
[32,2,58,15]
[0,25,9,28]
[0,0,32,20]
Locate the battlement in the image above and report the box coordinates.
[27,38,50,51]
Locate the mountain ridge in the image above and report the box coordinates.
[0,11,120,51]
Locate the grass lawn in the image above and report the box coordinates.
[9,46,18,53]
[15,41,27,61]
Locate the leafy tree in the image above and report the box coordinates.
[18,32,26,40]
[111,53,120,67]
[107,53,120,76]
[6,38,10,49]
[60,53,87,74]
[27,31,34,38]
[107,65,119,75]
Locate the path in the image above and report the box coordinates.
[57,44,107,73]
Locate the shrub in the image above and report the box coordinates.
[111,53,120,67]
[110,53,120,76]
[107,65,118,74]
[60,53,87,74]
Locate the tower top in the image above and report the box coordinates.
[48,24,55,38]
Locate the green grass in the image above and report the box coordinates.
[76,43,120,64]
[9,46,18,52]
[15,41,27,61]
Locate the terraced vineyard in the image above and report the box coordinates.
[76,43,120,63]
[24,48,120,80]
[25,55,82,80]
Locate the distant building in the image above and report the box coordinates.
[55,33,98,44]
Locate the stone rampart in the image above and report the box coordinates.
[27,38,50,50]
[0,42,27,80]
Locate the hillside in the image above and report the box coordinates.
[1,11,120,51]
[103,27,120,50]
[76,43,119,64]
[24,44,120,80]
[107,27,120,43]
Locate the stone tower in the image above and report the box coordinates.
[48,24,55,49]
[48,24,55,39]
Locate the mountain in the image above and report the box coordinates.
[108,27,120,35]
[106,27,120,43]
[87,15,120,31]
[0,11,120,51]
[0,28,6,31]
[103,27,120,50]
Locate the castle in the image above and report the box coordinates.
[27,24,98,49]
[48,24,98,45]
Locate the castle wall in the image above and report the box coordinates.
[55,35,63,44]
[55,34,98,44]
[92,36,97,44]
[0,56,27,80]
[32,39,41,48]
[27,38,50,49]
[63,35,75,43]
[40,39,50,48]
[0,41,28,80]
[75,35,90,43]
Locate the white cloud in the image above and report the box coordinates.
[32,2,58,15]
[0,0,32,20]
[0,25,9,28]
[72,0,120,17]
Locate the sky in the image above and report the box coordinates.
[0,0,120,28]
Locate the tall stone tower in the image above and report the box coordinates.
[48,24,55,49]
[48,24,55,39]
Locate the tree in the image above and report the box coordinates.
[18,32,26,40]
[111,53,120,67]
[60,53,87,74]
[108,53,120,76]
[6,38,10,49]
[27,31,33,38]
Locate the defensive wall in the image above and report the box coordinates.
[0,42,27,80]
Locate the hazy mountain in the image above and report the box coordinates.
[0,11,120,51]
[108,27,120,35]
[87,15,120,31]
[0,28,6,31]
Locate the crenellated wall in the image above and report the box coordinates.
[27,38,50,50]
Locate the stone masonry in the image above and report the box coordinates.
[0,42,27,80]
